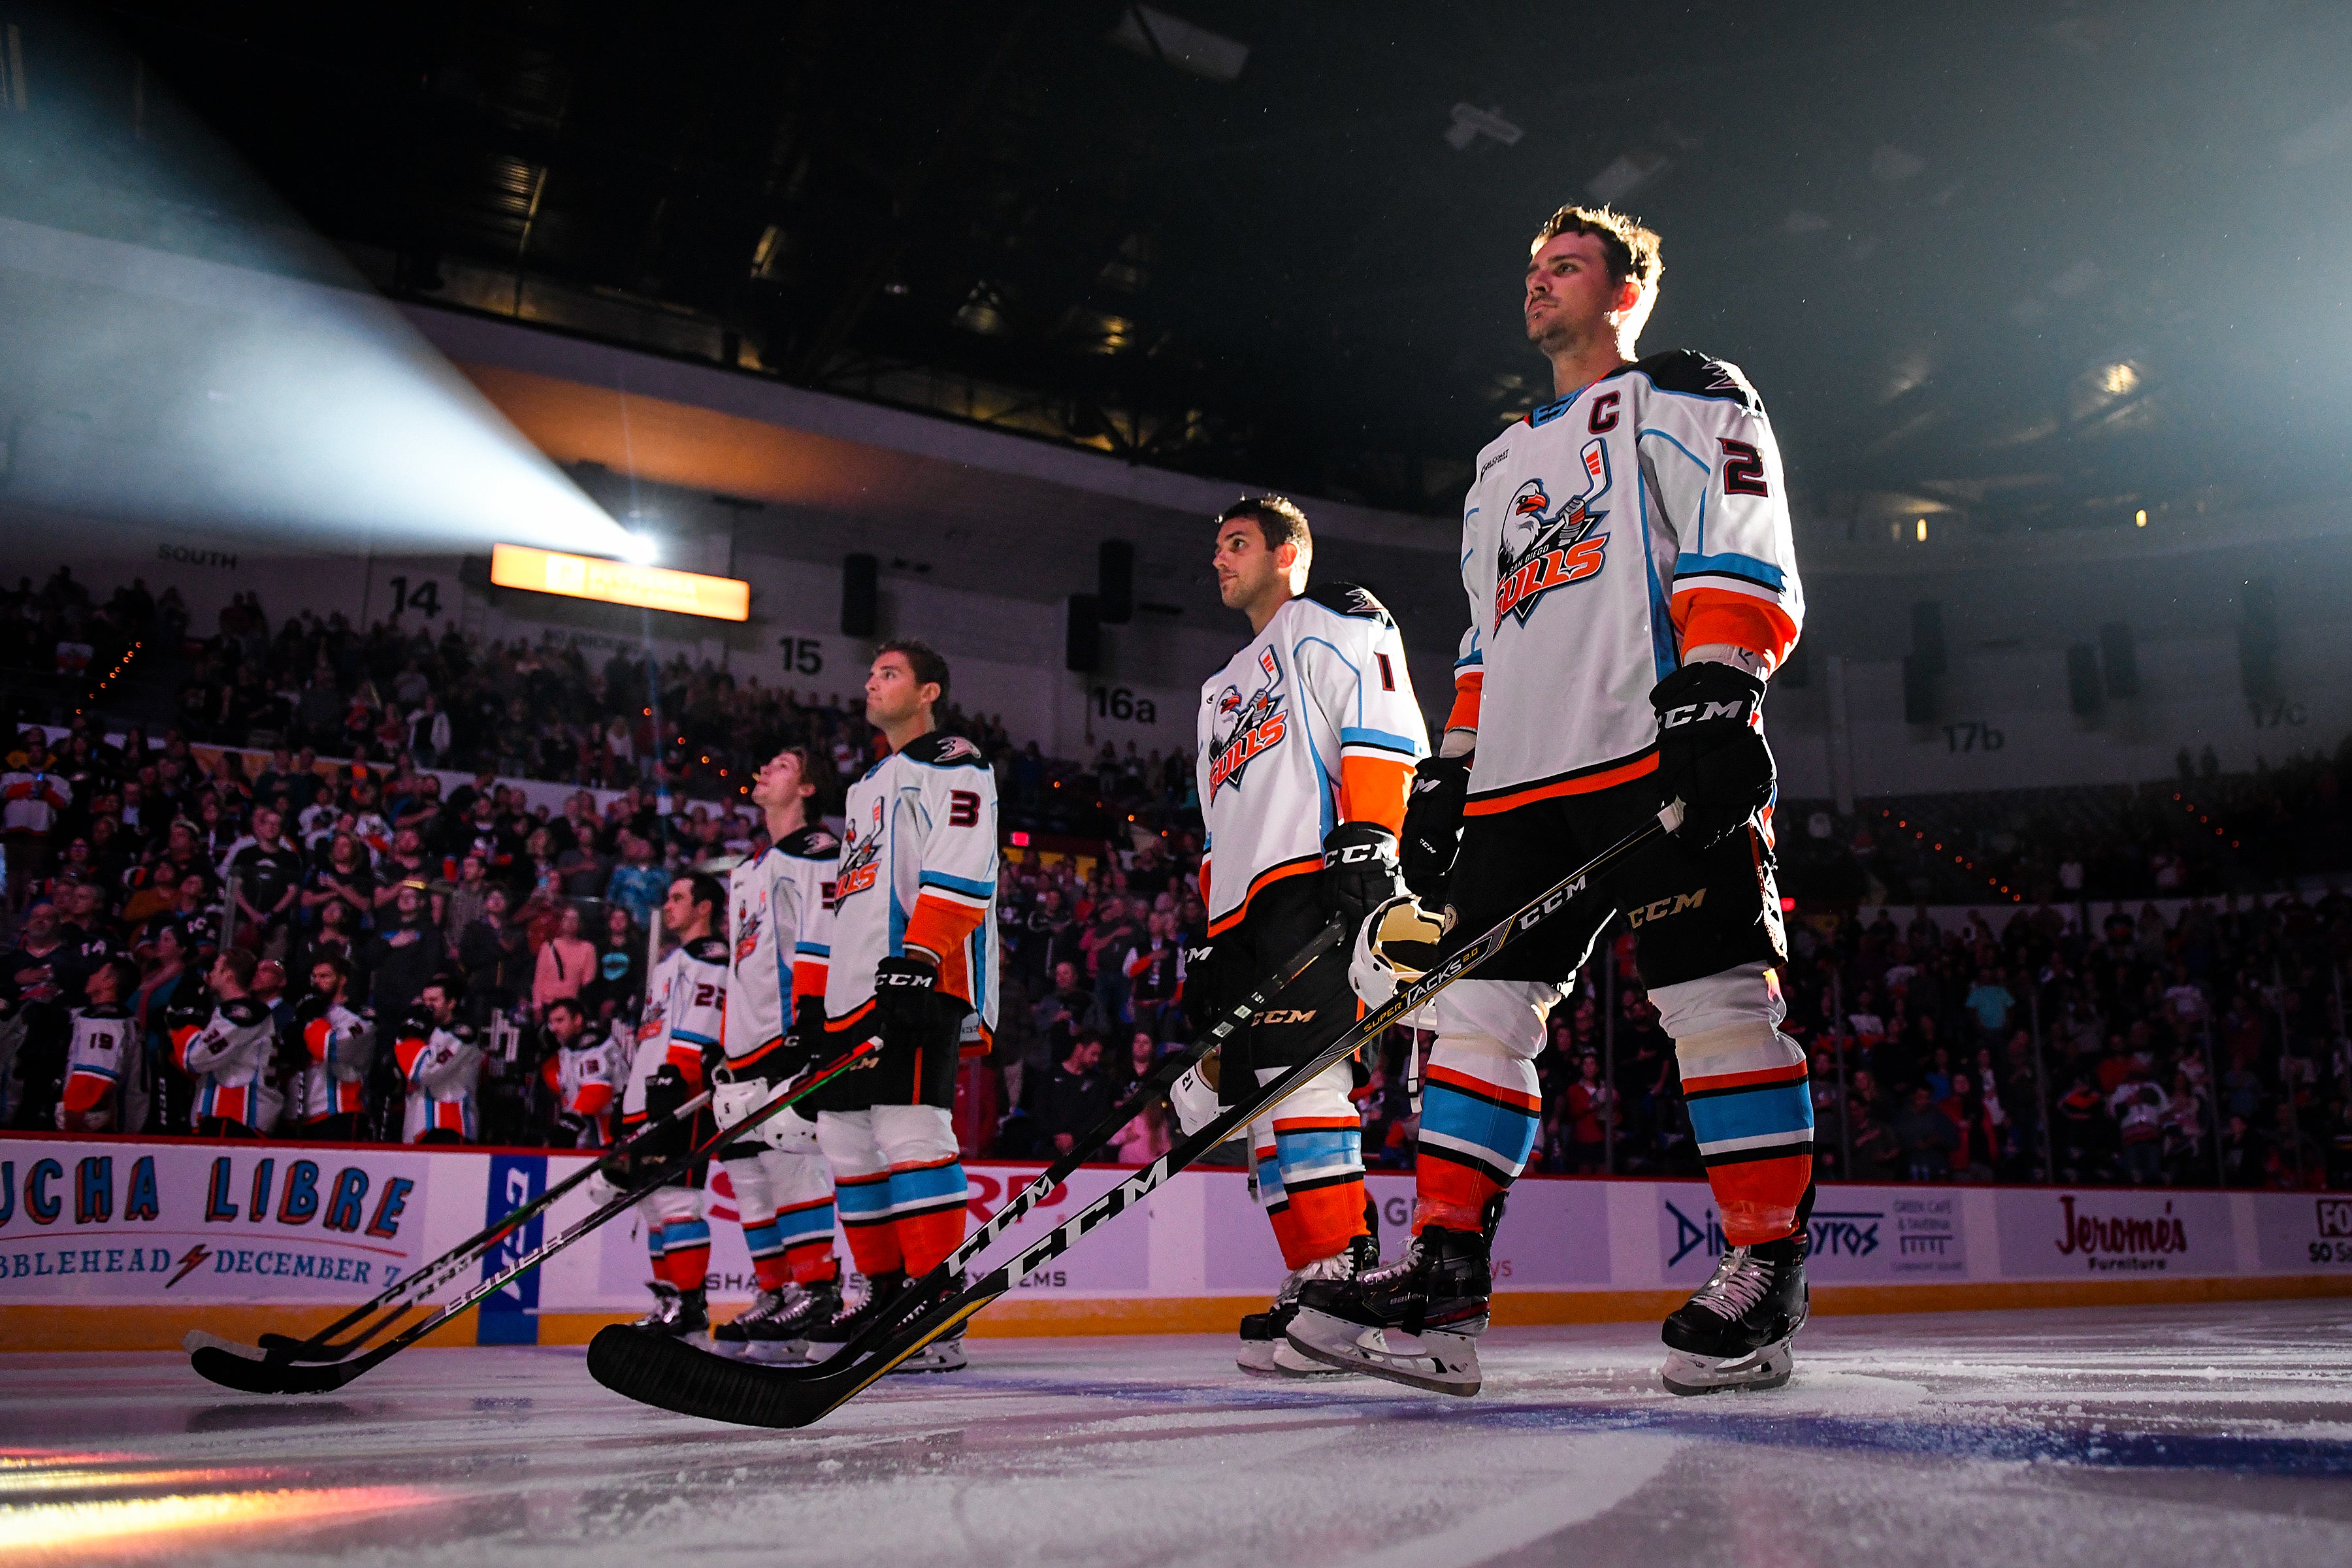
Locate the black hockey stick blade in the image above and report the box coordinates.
[189,1336,392,1395]
[598,918,1347,1395]
[191,1088,718,1365]
[186,1045,875,1395]
[591,812,1674,1429]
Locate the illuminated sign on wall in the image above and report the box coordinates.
[489,544,749,622]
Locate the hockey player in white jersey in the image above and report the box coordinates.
[801,642,996,1375]
[59,958,142,1134]
[289,954,373,1142]
[1186,496,1428,1376]
[1290,204,1812,1397]
[710,744,847,1359]
[180,947,282,1137]
[619,873,728,1340]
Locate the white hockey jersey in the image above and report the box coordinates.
[395,1015,482,1142]
[289,998,374,1124]
[622,936,727,1122]
[725,826,837,1072]
[551,1028,624,1145]
[1451,351,1803,812]
[1195,585,1428,935]
[181,997,282,1132]
[824,730,1000,1037]
[61,1004,140,1131]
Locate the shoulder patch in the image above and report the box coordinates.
[1303,581,1394,627]
[1629,350,1765,414]
[686,936,731,964]
[906,732,988,768]
[780,826,838,858]
[221,998,270,1027]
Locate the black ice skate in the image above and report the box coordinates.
[1237,1233,1378,1379]
[1658,1232,1808,1396]
[1282,1226,1490,1396]
[631,1282,710,1341]
[715,1281,839,1361]
[800,1269,907,1362]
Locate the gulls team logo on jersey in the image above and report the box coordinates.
[1494,438,1612,630]
[1207,649,1288,802]
[733,898,766,968]
[835,801,884,898]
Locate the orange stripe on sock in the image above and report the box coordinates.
[1423,1062,1543,1113]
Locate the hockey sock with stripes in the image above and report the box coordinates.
[1412,1036,1540,1234]
[1677,1022,1813,1245]
[887,1156,970,1277]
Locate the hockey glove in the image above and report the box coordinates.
[642,1062,691,1156]
[1347,894,1448,1011]
[1322,821,1406,939]
[1650,661,1774,847]
[872,955,938,1049]
[1399,754,1471,901]
[1179,941,1222,1037]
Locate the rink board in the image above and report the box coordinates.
[3,1133,2349,1350]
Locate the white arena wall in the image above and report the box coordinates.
[4,1133,2347,1353]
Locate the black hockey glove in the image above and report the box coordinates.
[1322,821,1407,940]
[642,1062,691,1156]
[1650,661,1774,847]
[1179,941,1222,1037]
[872,955,939,1048]
[1399,754,1471,901]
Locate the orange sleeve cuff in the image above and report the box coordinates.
[1337,755,1414,837]
[664,1041,705,1087]
[1446,670,1483,732]
[1671,591,1798,671]
[574,1083,615,1116]
[904,894,984,965]
[791,960,828,1006]
[63,1073,107,1113]
[393,1036,429,1078]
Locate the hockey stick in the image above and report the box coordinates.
[186,1041,878,1396]
[186,1088,719,1366]
[732,916,1346,1377]
[585,807,1676,1428]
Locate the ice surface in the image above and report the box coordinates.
[5,1301,2352,1566]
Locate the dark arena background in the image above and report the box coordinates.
[3,3,2351,1563]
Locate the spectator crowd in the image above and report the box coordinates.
[3,562,2347,1192]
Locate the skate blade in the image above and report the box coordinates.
[886,1342,966,1375]
[1659,1339,1793,1396]
[1235,1339,1354,1379]
[1284,1308,1480,1397]
[742,1337,813,1364]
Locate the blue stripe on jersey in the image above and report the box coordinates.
[1339,725,1418,755]
[1292,632,1364,726]
[1637,426,1710,473]
[919,870,995,898]
[794,941,830,957]
[77,1062,121,1081]
[672,1028,717,1047]
[1636,483,1679,681]
[1674,551,1787,594]
[1686,1081,1816,1147]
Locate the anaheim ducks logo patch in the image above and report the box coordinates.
[1494,438,1612,630]
[1207,648,1287,802]
[930,736,981,762]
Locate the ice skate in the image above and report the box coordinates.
[630,1282,710,1342]
[886,1315,968,1375]
[799,1270,905,1361]
[742,1278,843,1362]
[1658,1233,1808,1396]
[712,1286,793,1354]
[1284,1226,1490,1396]
[1238,1234,1376,1378]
